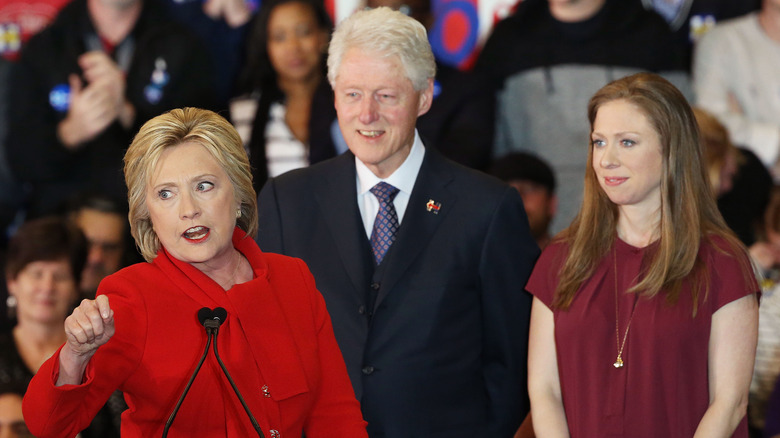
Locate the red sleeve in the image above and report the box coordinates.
[23,272,147,438]
[525,242,568,309]
[295,259,368,437]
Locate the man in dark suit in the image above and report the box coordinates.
[256,7,539,437]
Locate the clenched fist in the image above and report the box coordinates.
[57,295,115,386]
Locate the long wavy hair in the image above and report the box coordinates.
[553,73,749,315]
[236,0,333,191]
[238,0,332,96]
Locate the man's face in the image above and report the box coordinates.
[508,180,556,241]
[75,208,126,294]
[333,48,432,178]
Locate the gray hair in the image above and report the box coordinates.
[327,6,436,91]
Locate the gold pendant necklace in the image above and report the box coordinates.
[613,247,637,369]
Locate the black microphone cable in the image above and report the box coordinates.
[162,307,265,438]
[162,308,215,437]
[211,320,265,437]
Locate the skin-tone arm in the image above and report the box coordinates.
[56,295,115,386]
[528,297,570,437]
[693,293,759,437]
[57,51,135,149]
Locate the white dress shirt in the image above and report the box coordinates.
[356,131,425,238]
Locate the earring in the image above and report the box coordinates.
[6,295,17,320]
[236,208,242,219]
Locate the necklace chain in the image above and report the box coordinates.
[613,247,637,369]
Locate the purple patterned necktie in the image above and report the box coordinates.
[369,182,400,265]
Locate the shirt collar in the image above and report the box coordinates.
[356,130,425,196]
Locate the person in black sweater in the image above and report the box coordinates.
[6,0,217,219]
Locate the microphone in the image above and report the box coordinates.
[162,308,265,438]
[198,307,227,332]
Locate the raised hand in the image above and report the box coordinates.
[57,295,115,386]
[65,294,115,355]
[58,51,131,148]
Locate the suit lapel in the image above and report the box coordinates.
[313,153,372,299]
[373,150,456,311]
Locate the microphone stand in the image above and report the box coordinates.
[162,308,265,437]
[162,326,213,437]
[212,326,265,437]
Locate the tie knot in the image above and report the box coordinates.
[370,182,399,203]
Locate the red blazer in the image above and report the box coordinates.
[23,228,367,438]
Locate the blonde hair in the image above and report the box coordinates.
[327,6,436,91]
[693,107,742,195]
[124,108,258,262]
[554,73,749,315]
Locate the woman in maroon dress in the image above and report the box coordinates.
[527,72,759,437]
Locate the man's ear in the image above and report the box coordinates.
[417,78,434,117]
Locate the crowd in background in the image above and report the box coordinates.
[1,0,779,436]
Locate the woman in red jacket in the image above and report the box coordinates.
[22,107,368,438]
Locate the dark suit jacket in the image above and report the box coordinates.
[257,149,539,437]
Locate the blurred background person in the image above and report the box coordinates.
[763,374,780,438]
[0,0,73,246]
[642,0,761,70]
[230,0,337,193]
[693,0,780,180]
[0,56,21,250]
[1,216,120,437]
[63,193,137,300]
[476,0,689,235]
[489,152,557,249]
[695,107,773,247]
[747,187,780,437]
[0,381,33,438]
[162,0,257,110]
[6,0,218,221]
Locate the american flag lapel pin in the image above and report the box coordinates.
[426,199,441,214]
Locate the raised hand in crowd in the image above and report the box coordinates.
[58,52,133,148]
